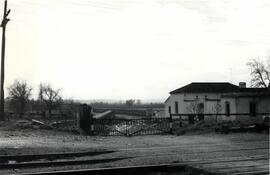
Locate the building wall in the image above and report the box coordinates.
[165,93,223,118]
[164,92,270,122]
[218,97,237,121]
[164,94,184,118]
[234,97,270,122]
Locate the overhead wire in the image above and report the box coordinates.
[9,0,124,14]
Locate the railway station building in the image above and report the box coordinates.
[164,82,270,122]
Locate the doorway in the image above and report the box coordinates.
[197,103,204,121]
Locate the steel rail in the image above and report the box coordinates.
[1,153,267,171]
[0,150,115,164]
[122,147,269,160]
[118,140,269,151]
[14,157,269,175]
[0,157,130,170]
[9,163,196,175]
[2,146,267,167]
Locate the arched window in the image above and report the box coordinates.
[197,103,204,114]
[197,103,204,121]
[225,101,230,116]
[175,101,178,114]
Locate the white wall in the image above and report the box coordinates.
[234,97,270,122]
[164,94,184,118]
[164,92,270,122]
[165,93,222,117]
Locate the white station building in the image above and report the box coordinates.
[164,82,270,122]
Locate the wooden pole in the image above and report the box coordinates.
[0,0,10,121]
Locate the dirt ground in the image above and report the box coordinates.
[1,128,267,153]
[0,122,269,174]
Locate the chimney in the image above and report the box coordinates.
[239,82,246,88]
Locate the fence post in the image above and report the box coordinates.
[76,111,81,132]
[76,109,85,135]
[126,120,129,136]
[89,106,94,136]
[169,112,173,134]
[78,104,93,135]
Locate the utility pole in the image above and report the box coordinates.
[0,0,10,121]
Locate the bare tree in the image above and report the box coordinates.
[62,99,80,118]
[211,102,223,122]
[125,99,135,108]
[7,79,32,117]
[39,83,63,118]
[186,101,198,124]
[136,99,141,105]
[186,102,197,114]
[247,58,270,88]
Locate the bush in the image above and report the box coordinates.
[176,121,218,135]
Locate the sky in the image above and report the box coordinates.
[1,0,270,101]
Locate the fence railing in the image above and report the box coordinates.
[93,108,149,116]
[88,118,170,136]
[169,113,270,116]
[169,112,270,125]
[83,113,270,136]
[78,104,270,136]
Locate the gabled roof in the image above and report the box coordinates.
[223,87,270,97]
[170,82,270,94]
[238,87,269,93]
[170,82,239,94]
[164,96,170,103]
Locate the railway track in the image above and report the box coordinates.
[0,150,115,164]
[0,150,128,170]
[13,158,269,175]
[1,146,267,168]
[0,146,268,172]
[117,140,269,151]
[0,139,268,175]
[0,157,130,170]
[15,163,188,175]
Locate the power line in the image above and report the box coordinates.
[11,0,123,12]
[8,0,125,18]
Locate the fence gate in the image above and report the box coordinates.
[92,118,171,136]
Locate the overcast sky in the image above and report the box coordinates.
[1,0,270,101]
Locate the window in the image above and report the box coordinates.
[250,102,256,116]
[197,103,204,114]
[175,101,178,114]
[225,102,230,116]
[168,106,171,114]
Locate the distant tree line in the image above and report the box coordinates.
[90,100,164,109]
[5,79,164,120]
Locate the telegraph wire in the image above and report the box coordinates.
[11,0,123,12]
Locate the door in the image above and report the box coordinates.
[197,103,204,121]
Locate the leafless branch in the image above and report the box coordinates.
[247,58,270,88]
[7,79,32,114]
[39,83,63,117]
